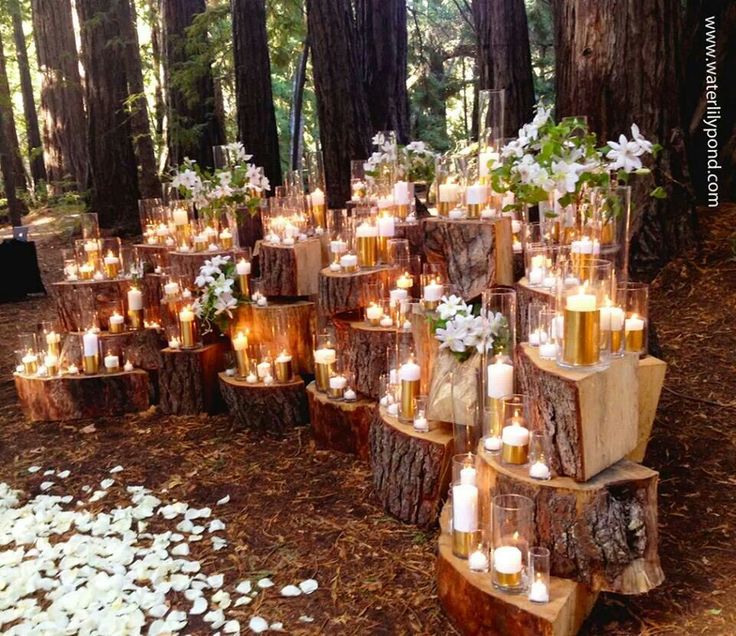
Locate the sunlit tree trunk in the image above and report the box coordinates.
[289,37,309,171]
[10,0,46,187]
[77,0,140,232]
[0,33,27,191]
[160,0,225,169]
[553,0,695,271]
[232,0,282,186]
[307,0,372,207]
[0,109,25,226]
[31,0,87,192]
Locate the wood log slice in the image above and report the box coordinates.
[516,343,639,482]
[62,328,163,372]
[220,373,309,435]
[169,249,233,286]
[133,243,170,270]
[424,217,513,300]
[515,277,555,342]
[52,279,129,332]
[14,370,150,422]
[318,266,391,318]
[306,381,376,460]
[477,451,663,594]
[628,356,666,462]
[159,344,225,415]
[231,300,316,375]
[369,408,453,527]
[257,238,322,297]
[437,504,598,636]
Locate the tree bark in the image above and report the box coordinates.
[160,0,225,169]
[318,265,391,317]
[472,0,535,137]
[306,0,372,208]
[289,37,309,170]
[0,108,24,226]
[0,31,27,192]
[118,0,161,198]
[159,343,225,414]
[232,0,282,187]
[31,0,87,192]
[553,0,695,271]
[258,238,323,297]
[356,0,410,143]
[10,0,46,186]
[77,0,141,233]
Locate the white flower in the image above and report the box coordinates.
[550,159,583,194]
[606,134,644,172]
[436,318,471,353]
[630,124,653,154]
[437,295,468,321]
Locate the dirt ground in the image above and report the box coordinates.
[0,203,734,635]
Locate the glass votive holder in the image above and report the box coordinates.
[352,212,379,268]
[177,302,199,349]
[339,250,359,273]
[412,395,429,432]
[492,494,534,593]
[618,281,648,356]
[420,275,444,311]
[18,333,39,375]
[100,238,123,280]
[539,309,561,360]
[342,371,357,401]
[39,321,62,359]
[80,212,100,240]
[61,248,79,281]
[126,282,145,330]
[379,371,400,418]
[527,301,549,347]
[106,300,126,334]
[397,352,420,422]
[600,297,625,358]
[501,395,532,466]
[528,432,553,480]
[256,347,273,383]
[77,237,101,272]
[452,479,480,559]
[274,348,294,383]
[453,399,480,455]
[313,331,336,392]
[452,453,478,486]
[386,238,410,265]
[102,341,123,374]
[525,243,548,287]
[364,300,384,326]
[528,547,551,603]
[482,400,503,454]
[468,542,490,573]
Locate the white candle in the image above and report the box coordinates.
[21,352,37,365]
[512,239,523,253]
[528,329,547,346]
[355,222,378,238]
[263,374,274,385]
[529,578,550,603]
[484,436,502,452]
[377,215,395,237]
[387,402,399,416]
[330,239,347,254]
[93,271,104,281]
[257,361,272,378]
[219,228,231,241]
[67,364,79,374]
[448,208,465,219]
[460,462,477,486]
[104,253,119,266]
[109,313,124,327]
[625,315,645,332]
[164,281,180,296]
[413,416,428,432]
[539,342,559,359]
[379,315,393,327]
[283,236,295,246]
[543,275,557,289]
[529,461,551,480]
[168,337,181,349]
[313,348,336,365]
[84,240,99,253]
[340,254,358,269]
[246,373,257,384]
[571,236,594,254]
[44,354,58,368]
[502,423,530,447]
[366,304,383,321]
[398,359,421,381]
[396,273,413,290]
[232,332,248,351]
[123,360,134,372]
[127,287,143,311]
[376,195,393,209]
[172,207,188,226]
[566,289,596,312]
[344,388,357,401]
[179,306,194,323]
[452,483,478,532]
[423,281,443,302]
[493,546,522,574]
[389,288,408,303]
[329,262,342,272]
[393,181,411,205]
[600,304,625,331]
[466,183,487,205]
[104,353,119,369]
[468,549,489,572]
[487,359,514,398]
[511,219,522,235]
[256,296,267,307]
[83,331,98,357]
[439,183,459,203]
[528,267,544,286]
[310,188,325,206]
[46,332,60,346]
[329,375,347,390]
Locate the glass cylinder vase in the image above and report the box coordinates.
[491,494,534,593]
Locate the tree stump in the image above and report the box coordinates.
[14,370,150,422]
[232,300,316,375]
[318,266,391,318]
[436,504,598,636]
[395,221,424,257]
[220,373,309,435]
[306,381,376,460]
[257,238,323,297]
[169,249,232,285]
[628,356,667,462]
[477,451,663,594]
[424,217,513,300]
[133,243,170,270]
[62,328,163,371]
[515,277,555,342]
[369,408,454,527]
[513,250,525,282]
[333,313,407,400]
[52,279,129,332]
[516,344,639,482]
[142,273,164,321]
[159,344,225,415]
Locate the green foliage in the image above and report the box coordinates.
[525,0,555,105]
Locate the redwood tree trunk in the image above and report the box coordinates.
[553,0,695,271]
[10,0,46,187]
[77,0,140,232]
[31,0,87,192]
[473,0,535,137]
[118,0,161,198]
[356,0,410,143]
[0,108,24,226]
[232,0,282,187]
[0,33,27,191]
[289,37,309,170]
[307,0,372,208]
[161,0,225,169]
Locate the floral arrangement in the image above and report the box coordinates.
[431,295,510,362]
[364,137,438,184]
[169,142,270,219]
[192,255,246,333]
[491,104,663,212]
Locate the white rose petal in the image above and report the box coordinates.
[100,479,115,489]
[190,596,208,615]
[109,465,124,474]
[234,596,251,607]
[209,519,226,532]
[299,579,318,594]
[57,470,70,479]
[248,617,269,633]
[280,585,301,597]
[299,615,315,623]
[39,482,54,491]
[270,623,284,632]
[216,495,230,505]
[207,574,224,589]
[223,620,240,634]
[43,469,54,476]
[27,466,41,473]
[257,577,274,589]
[171,543,190,556]
[235,580,252,595]
[204,609,226,629]
[148,603,169,618]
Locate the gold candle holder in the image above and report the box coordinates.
[238,274,250,296]
[610,330,622,352]
[342,262,358,273]
[109,319,125,334]
[501,443,529,465]
[79,266,93,281]
[180,319,195,348]
[23,358,38,375]
[494,569,522,589]
[327,384,344,399]
[220,235,233,250]
[46,362,59,377]
[275,358,293,383]
[395,204,410,220]
[437,201,452,217]
[86,249,99,268]
[83,354,99,375]
[452,529,481,559]
[46,340,61,359]
[400,379,419,419]
[376,236,389,263]
[128,308,144,331]
[600,221,615,245]
[625,329,644,352]
[105,362,120,374]
[314,362,334,392]
[356,236,377,268]
[422,299,439,311]
[235,349,249,378]
[466,203,481,219]
[312,203,326,228]
[563,308,599,366]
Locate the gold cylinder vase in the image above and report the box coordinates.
[501,443,529,465]
[356,236,377,268]
[83,355,99,375]
[238,274,250,296]
[23,358,38,375]
[563,309,599,366]
[466,203,482,219]
[179,319,195,348]
[400,379,420,419]
[315,361,334,392]
[494,569,522,589]
[275,359,293,383]
[437,201,452,217]
[395,204,410,220]
[625,329,644,353]
[235,350,250,378]
[128,309,144,331]
[220,236,233,250]
[312,203,326,228]
[452,529,481,559]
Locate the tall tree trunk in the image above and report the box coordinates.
[77,0,140,232]
[307,0,372,208]
[117,0,161,198]
[0,33,27,190]
[289,37,309,171]
[31,0,87,194]
[31,0,87,192]
[473,0,535,137]
[232,0,282,187]
[160,0,225,169]
[356,0,410,143]
[145,0,166,141]
[553,0,695,271]
[10,0,46,187]
[0,108,25,226]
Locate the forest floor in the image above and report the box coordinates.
[0,203,735,635]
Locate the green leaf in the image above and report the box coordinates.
[650,186,667,199]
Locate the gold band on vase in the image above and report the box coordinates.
[180,319,195,348]
[466,203,482,219]
[104,263,119,279]
[501,443,529,465]
[83,354,99,375]
[401,379,420,419]
[238,274,250,297]
[625,329,644,353]
[314,361,334,392]
[437,201,452,217]
[128,309,144,331]
[356,236,377,268]
[563,308,600,366]
[275,359,293,383]
[235,349,249,378]
[452,529,481,559]
[395,204,410,220]
[494,568,522,590]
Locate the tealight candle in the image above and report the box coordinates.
[257,360,272,379]
[246,372,257,384]
[344,387,357,401]
[123,360,134,372]
[379,315,393,328]
[109,312,125,334]
[529,460,551,480]
[529,577,550,603]
[484,436,502,452]
[168,337,181,350]
[413,413,428,432]
[67,364,79,375]
[328,374,347,399]
[468,548,489,572]
[493,545,523,587]
[528,328,547,346]
[104,352,120,373]
[487,358,513,398]
[396,273,413,290]
[539,342,559,359]
[263,374,274,385]
[365,302,383,326]
[389,288,408,303]
[93,270,104,281]
[340,253,358,272]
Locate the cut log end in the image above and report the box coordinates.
[159,344,225,415]
[318,266,391,318]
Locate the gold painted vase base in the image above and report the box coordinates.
[452,529,481,559]
[493,568,523,592]
[501,443,529,465]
